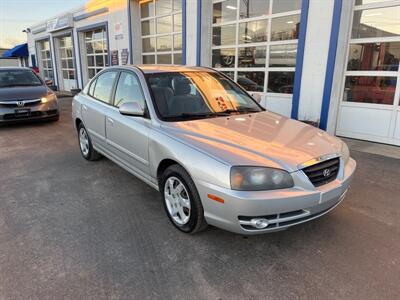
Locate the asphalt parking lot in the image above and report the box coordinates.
[0,98,399,299]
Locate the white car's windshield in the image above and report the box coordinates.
[146,71,264,121]
[0,69,43,88]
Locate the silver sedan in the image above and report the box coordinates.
[72,65,356,235]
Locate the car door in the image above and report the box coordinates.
[81,70,119,153]
[105,71,151,178]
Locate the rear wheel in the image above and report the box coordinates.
[78,123,101,161]
[160,164,207,233]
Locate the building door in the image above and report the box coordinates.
[56,35,77,91]
[36,39,54,81]
[336,1,400,146]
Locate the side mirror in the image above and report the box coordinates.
[71,88,82,96]
[45,79,53,86]
[119,102,144,117]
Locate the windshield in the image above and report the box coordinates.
[146,71,264,121]
[0,69,43,88]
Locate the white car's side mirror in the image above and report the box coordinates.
[119,102,144,117]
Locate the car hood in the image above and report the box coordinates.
[0,85,48,101]
[161,111,343,172]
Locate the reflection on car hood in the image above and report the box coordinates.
[161,111,342,171]
[0,85,47,101]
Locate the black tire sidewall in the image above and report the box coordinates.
[161,166,203,233]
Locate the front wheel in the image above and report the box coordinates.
[160,165,207,233]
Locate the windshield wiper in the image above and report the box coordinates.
[220,107,261,114]
[164,112,224,120]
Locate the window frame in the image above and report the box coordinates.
[140,0,183,65]
[340,0,400,107]
[211,0,302,95]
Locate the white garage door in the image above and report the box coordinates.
[336,0,400,146]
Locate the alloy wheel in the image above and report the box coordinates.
[164,176,191,225]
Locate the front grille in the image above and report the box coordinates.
[0,99,41,108]
[302,157,340,187]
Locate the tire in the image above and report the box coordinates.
[77,123,101,161]
[160,164,208,234]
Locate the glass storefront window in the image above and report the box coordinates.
[222,71,234,80]
[347,42,400,71]
[238,20,268,44]
[269,44,297,67]
[343,76,396,105]
[267,72,295,93]
[272,0,302,14]
[237,72,265,92]
[351,6,400,39]
[211,0,301,93]
[238,46,266,68]
[239,0,270,19]
[271,14,300,41]
[140,0,182,64]
[36,39,53,80]
[212,24,236,46]
[83,27,108,79]
[173,53,182,64]
[212,48,236,68]
[213,0,237,24]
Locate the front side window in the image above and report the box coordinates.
[146,71,263,121]
[140,0,182,65]
[211,0,301,94]
[92,71,118,103]
[114,72,146,108]
[0,69,42,88]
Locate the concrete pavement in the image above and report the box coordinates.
[0,98,399,299]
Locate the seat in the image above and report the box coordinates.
[151,86,174,116]
[170,77,208,115]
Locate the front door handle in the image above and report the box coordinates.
[82,104,87,111]
[107,117,114,125]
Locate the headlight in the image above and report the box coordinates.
[41,92,56,103]
[340,141,350,164]
[230,166,294,191]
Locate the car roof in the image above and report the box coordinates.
[132,65,214,74]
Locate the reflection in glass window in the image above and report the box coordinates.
[238,46,266,68]
[239,0,269,19]
[352,6,400,39]
[213,0,237,24]
[238,72,265,92]
[272,0,302,13]
[140,0,182,64]
[93,71,118,103]
[239,20,268,44]
[347,42,400,71]
[212,48,236,68]
[141,0,154,18]
[343,76,396,105]
[213,24,236,46]
[268,72,295,93]
[157,35,172,51]
[114,72,145,108]
[269,44,297,67]
[222,71,234,80]
[156,0,172,15]
[271,15,300,41]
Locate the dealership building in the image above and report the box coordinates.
[26,0,400,146]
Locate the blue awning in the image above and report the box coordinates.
[2,43,28,58]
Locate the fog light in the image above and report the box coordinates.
[251,218,269,229]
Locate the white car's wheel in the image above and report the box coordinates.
[77,123,101,161]
[160,165,207,233]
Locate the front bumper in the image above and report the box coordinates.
[0,100,59,123]
[196,157,356,235]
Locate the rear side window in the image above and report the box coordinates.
[92,71,118,103]
[114,72,145,108]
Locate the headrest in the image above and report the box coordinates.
[172,77,191,96]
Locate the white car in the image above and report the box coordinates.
[72,65,356,235]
